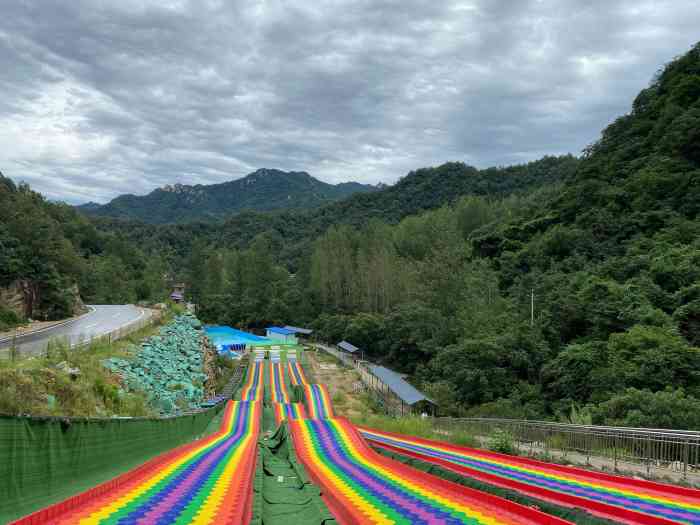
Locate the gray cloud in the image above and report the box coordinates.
[0,0,698,203]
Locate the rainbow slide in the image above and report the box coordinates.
[240,359,264,401]
[273,402,308,424]
[304,383,334,419]
[13,400,261,525]
[360,426,700,525]
[289,416,570,524]
[288,360,308,386]
[269,361,291,403]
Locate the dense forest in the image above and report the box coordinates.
[3,43,699,429]
[190,43,700,428]
[90,155,577,270]
[0,174,168,330]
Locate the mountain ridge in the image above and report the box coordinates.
[77,168,379,223]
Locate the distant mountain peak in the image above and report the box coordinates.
[76,168,379,224]
[161,183,189,193]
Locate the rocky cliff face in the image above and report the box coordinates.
[0,280,37,319]
[0,280,85,321]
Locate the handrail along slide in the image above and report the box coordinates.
[431,417,700,480]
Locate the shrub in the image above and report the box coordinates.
[490,429,517,455]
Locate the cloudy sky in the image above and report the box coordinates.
[1,1,698,203]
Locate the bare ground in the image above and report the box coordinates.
[305,349,369,419]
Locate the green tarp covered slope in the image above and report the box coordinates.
[103,314,209,414]
[0,404,224,523]
[252,423,335,525]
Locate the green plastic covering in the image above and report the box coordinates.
[251,423,335,525]
[102,314,210,415]
[0,404,224,523]
[372,446,618,525]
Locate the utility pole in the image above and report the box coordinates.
[530,288,535,327]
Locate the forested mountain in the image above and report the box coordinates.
[0,173,169,330]
[189,43,700,428]
[78,169,378,224]
[88,155,577,269]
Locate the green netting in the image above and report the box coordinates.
[251,423,335,525]
[0,403,224,523]
[372,446,619,525]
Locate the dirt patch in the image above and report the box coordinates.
[306,349,368,419]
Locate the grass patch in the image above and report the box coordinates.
[0,310,169,417]
[332,391,347,406]
[350,411,479,448]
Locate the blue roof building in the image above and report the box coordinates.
[265,326,298,344]
[283,325,313,336]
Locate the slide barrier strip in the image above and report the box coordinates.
[360,426,700,525]
[304,384,334,419]
[290,417,570,525]
[14,400,261,525]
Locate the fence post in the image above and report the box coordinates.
[646,433,652,476]
[684,440,689,480]
[613,433,618,471]
[586,431,591,465]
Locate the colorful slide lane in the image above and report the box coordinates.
[13,400,261,525]
[360,427,700,525]
[304,383,334,419]
[240,359,264,401]
[288,360,308,386]
[273,402,308,425]
[289,417,570,525]
[270,361,291,403]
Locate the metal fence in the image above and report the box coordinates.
[433,417,700,481]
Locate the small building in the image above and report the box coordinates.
[361,364,436,416]
[337,340,359,355]
[283,325,313,340]
[265,326,297,344]
[170,283,186,304]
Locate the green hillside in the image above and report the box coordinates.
[0,174,170,329]
[87,155,577,268]
[78,168,378,224]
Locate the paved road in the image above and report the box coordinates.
[0,305,150,355]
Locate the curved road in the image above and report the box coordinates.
[0,305,150,356]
